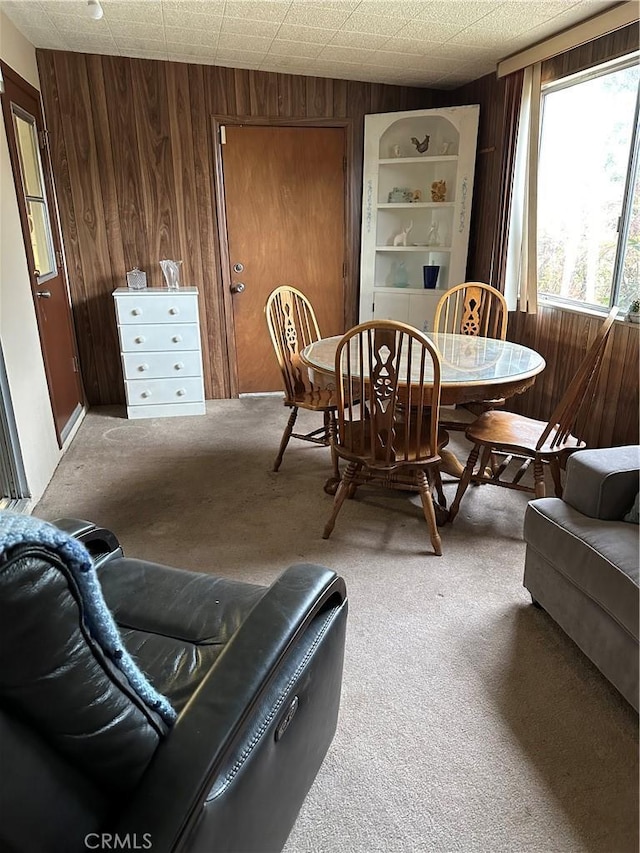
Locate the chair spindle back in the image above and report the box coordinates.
[335,321,442,467]
[265,286,322,400]
[433,282,508,340]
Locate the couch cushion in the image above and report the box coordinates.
[98,558,267,712]
[524,498,639,640]
[563,446,640,520]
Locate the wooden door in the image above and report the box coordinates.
[1,63,83,444]
[221,125,346,393]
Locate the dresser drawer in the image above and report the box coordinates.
[121,351,202,380]
[119,323,201,352]
[124,377,204,406]
[115,294,199,325]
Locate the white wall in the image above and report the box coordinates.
[0,10,81,505]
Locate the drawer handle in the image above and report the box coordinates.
[174,362,184,371]
[135,336,146,344]
[138,363,149,372]
[172,335,182,343]
[176,388,187,397]
[141,390,152,398]
[131,308,142,316]
[169,307,180,315]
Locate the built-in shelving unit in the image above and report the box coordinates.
[359,106,480,332]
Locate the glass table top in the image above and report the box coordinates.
[301,332,545,388]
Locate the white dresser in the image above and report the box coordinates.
[113,287,206,419]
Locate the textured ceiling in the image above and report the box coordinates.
[0,0,620,89]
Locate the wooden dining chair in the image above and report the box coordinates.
[448,307,619,521]
[433,282,509,433]
[433,281,508,339]
[322,320,448,556]
[265,286,340,486]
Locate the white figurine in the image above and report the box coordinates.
[426,222,440,246]
[391,144,402,157]
[393,221,413,247]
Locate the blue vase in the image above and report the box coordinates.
[423,265,439,289]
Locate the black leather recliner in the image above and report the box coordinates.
[0,517,348,853]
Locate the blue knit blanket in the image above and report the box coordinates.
[0,511,176,725]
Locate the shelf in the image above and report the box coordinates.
[377,202,455,209]
[378,156,458,164]
[375,246,452,252]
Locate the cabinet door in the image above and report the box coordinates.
[372,291,410,324]
[359,106,479,329]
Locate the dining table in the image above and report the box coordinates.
[300,331,546,490]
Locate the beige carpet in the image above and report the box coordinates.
[35,399,639,853]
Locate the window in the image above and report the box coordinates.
[11,105,57,281]
[537,55,639,312]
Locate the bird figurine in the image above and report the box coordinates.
[410,134,430,154]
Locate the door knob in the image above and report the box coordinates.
[36,290,52,298]
[230,282,245,294]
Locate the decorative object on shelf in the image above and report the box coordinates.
[410,134,430,154]
[439,141,451,155]
[431,180,447,202]
[423,265,440,289]
[392,260,410,288]
[391,144,403,157]
[410,189,422,203]
[627,299,640,323]
[426,222,440,246]
[160,259,183,291]
[388,186,413,203]
[126,267,147,290]
[392,221,413,247]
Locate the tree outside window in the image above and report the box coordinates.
[537,57,639,312]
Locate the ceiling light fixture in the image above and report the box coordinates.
[87,0,103,20]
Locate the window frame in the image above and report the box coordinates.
[10,102,58,285]
[537,51,640,314]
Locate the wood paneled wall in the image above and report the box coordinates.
[541,20,640,83]
[448,72,507,285]
[507,307,639,448]
[449,23,639,449]
[37,50,436,405]
[35,36,639,447]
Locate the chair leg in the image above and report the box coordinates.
[449,443,481,523]
[322,409,332,445]
[549,457,563,497]
[417,470,443,556]
[478,445,492,480]
[323,411,342,496]
[533,457,546,498]
[323,462,357,539]
[431,466,446,508]
[273,407,298,472]
[328,411,340,482]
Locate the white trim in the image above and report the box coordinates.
[536,295,637,325]
[497,2,639,79]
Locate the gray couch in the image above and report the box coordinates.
[523,445,639,711]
